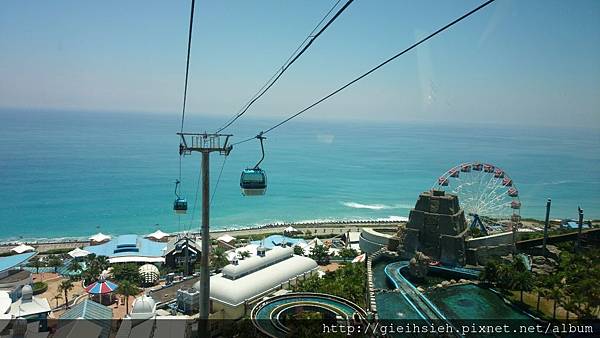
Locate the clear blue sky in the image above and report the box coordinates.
[1,0,599,128]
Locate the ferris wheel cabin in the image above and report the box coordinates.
[240,168,267,196]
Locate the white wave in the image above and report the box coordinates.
[342,201,412,210]
[376,216,409,222]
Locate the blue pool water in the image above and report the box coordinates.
[1,109,599,241]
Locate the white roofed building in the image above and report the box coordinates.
[68,247,91,259]
[9,285,51,330]
[176,246,318,324]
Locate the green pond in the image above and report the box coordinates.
[426,284,531,320]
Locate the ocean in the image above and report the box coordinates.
[1,109,599,241]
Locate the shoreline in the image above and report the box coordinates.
[0,218,405,252]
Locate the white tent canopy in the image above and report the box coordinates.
[89,233,111,243]
[309,237,323,246]
[217,234,236,243]
[68,247,91,258]
[283,226,300,234]
[11,244,35,254]
[146,230,170,240]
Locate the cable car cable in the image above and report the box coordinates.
[180,0,196,133]
[173,0,196,217]
[231,0,496,145]
[215,0,353,133]
[210,156,228,207]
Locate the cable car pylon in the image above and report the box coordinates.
[177,132,232,333]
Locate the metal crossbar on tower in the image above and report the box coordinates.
[178,132,232,336]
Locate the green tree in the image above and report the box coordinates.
[479,261,499,285]
[47,255,63,273]
[97,255,110,271]
[546,274,563,320]
[68,260,82,279]
[293,263,366,308]
[338,248,358,261]
[28,257,43,275]
[58,279,74,309]
[53,293,63,308]
[111,263,141,285]
[116,280,139,315]
[496,262,514,290]
[309,245,329,265]
[293,245,304,256]
[211,247,229,271]
[239,250,251,259]
[511,270,534,303]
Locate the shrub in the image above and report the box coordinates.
[32,281,48,295]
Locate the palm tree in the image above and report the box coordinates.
[239,250,251,259]
[533,275,547,312]
[97,256,110,271]
[496,263,514,291]
[547,278,562,320]
[53,293,63,308]
[68,260,82,278]
[210,247,229,271]
[58,279,74,309]
[512,270,534,303]
[116,280,139,314]
[479,261,499,285]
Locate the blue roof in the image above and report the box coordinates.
[116,234,138,247]
[60,300,112,338]
[83,235,166,258]
[251,235,306,249]
[0,251,36,273]
[564,221,589,229]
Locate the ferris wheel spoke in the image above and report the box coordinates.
[435,162,520,231]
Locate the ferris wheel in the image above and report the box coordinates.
[432,162,521,233]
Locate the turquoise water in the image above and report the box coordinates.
[427,284,530,320]
[1,109,599,241]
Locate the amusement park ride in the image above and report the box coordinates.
[434,161,522,235]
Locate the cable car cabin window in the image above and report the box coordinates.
[240,169,267,195]
[173,198,188,214]
[243,172,265,183]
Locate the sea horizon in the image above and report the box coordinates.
[1,109,599,242]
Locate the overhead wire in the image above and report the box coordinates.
[176,0,196,216]
[180,0,196,133]
[215,0,353,133]
[231,0,496,146]
[210,156,228,207]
